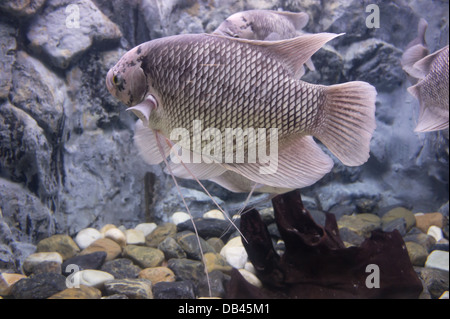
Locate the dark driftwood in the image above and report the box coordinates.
[226,189,423,298]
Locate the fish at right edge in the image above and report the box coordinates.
[401,18,449,132]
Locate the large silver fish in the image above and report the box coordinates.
[401,19,449,132]
[106,32,376,192]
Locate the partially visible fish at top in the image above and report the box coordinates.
[401,18,449,132]
[214,9,315,78]
[105,32,377,194]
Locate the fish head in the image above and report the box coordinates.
[215,12,256,39]
[106,47,148,108]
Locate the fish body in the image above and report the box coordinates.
[213,9,309,41]
[401,19,449,132]
[106,32,376,191]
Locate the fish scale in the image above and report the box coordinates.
[144,34,323,142]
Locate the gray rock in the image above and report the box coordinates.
[416,267,449,299]
[0,21,16,99]
[175,231,216,261]
[338,227,365,247]
[10,51,66,135]
[167,258,205,284]
[176,218,237,241]
[0,104,57,201]
[158,237,187,260]
[62,251,108,275]
[100,258,142,279]
[104,278,153,299]
[0,244,15,270]
[381,218,407,237]
[92,0,151,47]
[343,39,405,92]
[197,270,230,298]
[0,0,46,17]
[27,0,122,69]
[152,280,196,299]
[11,273,67,299]
[0,178,54,244]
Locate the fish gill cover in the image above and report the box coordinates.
[0,0,448,300]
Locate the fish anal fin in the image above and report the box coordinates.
[166,160,227,180]
[210,170,292,194]
[222,135,334,189]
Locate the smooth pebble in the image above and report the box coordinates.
[125,229,146,245]
[171,212,191,225]
[74,228,102,250]
[134,223,157,237]
[203,209,225,220]
[71,270,114,289]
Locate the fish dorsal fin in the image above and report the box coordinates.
[272,11,309,30]
[210,32,342,79]
[413,46,448,76]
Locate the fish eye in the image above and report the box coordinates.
[112,74,121,86]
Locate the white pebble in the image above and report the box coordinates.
[203,209,225,220]
[238,269,262,288]
[125,229,145,245]
[427,226,443,242]
[71,270,114,289]
[171,212,191,225]
[74,228,102,250]
[439,291,449,299]
[134,223,157,237]
[425,250,449,272]
[244,262,256,274]
[99,224,117,235]
[104,227,126,247]
[220,237,247,269]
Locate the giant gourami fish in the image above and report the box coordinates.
[106,32,377,194]
[401,18,449,132]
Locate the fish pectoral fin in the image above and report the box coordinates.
[222,135,334,189]
[126,94,158,126]
[313,81,377,166]
[134,120,171,165]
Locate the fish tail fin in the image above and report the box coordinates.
[314,81,377,166]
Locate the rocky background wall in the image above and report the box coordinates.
[0,0,448,270]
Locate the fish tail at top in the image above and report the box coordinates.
[313,81,377,166]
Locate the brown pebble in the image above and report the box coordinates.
[415,213,444,233]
